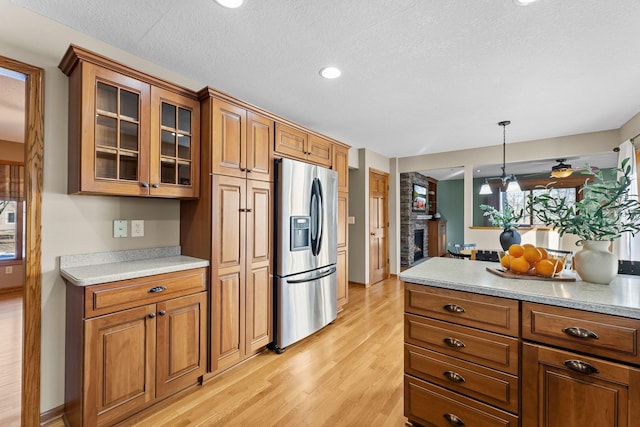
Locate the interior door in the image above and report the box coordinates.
[369,169,389,285]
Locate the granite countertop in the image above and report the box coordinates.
[60,246,209,287]
[399,257,640,320]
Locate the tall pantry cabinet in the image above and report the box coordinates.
[181,90,273,374]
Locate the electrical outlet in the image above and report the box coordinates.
[113,220,128,238]
[131,220,144,237]
[5,266,12,274]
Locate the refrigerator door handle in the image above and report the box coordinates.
[310,177,324,256]
[286,266,336,284]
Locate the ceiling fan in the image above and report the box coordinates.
[550,159,574,178]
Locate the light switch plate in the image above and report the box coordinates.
[131,220,144,237]
[113,220,128,238]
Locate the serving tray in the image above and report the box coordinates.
[486,267,576,282]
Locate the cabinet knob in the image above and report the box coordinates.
[148,286,167,293]
[240,168,246,172]
[443,337,466,349]
[443,413,465,426]
[151,183,159,188]
[246,169,252,173]
[148,313,156,318]
[158,310,166,316]
[443,303,466,313]
[141,182,149,188]
[443,371,466,383]
[563,359,599,375]
[562,326,599,340]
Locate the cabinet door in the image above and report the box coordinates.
[150,87,200,198]
[337,191,348,249]
[156,292,206,398]
[274,122,307,161]
[337,249,348,309]
[211,98,247,179]
[211,176,246,371]
[84,304,156,427]
[246,111,273,181]
[246,180,273,352]
[522,343,640,427]
[307,134,332,167]
[73,62,151,196]
[333,145,349,192]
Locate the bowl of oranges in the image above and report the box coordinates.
[499,244,567,278]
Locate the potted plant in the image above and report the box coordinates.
[528,157,640,284]
[480,201,524,250]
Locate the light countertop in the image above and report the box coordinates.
[60,246,209,286]
[399,257,640,320]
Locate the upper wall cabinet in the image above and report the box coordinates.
[59,45,200,198]
[200,91,273,182]
[274,122,332,167]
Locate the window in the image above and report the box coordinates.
[0,200,22,260]
[502,187,577,226]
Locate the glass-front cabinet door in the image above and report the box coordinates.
[79,63,151,195]
[150,87,200,198]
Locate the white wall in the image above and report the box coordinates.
[0,1,205,411]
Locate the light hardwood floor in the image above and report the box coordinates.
[0,290,22,427]
[50,277,407,427]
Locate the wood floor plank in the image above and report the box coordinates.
[48,277,408,427]
[0,290,22,427]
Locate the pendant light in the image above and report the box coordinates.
[478,120,521,194]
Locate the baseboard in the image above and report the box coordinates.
[348,280,368,288]
[40,404,68,426]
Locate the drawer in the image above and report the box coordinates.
[523,302,640,365]
[405,283,519,336]
[405,344,519,413]
[405,314,519,374]
[405,375,519,427]
[84,268,207,318]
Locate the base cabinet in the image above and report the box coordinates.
[65,270,207,427]
[427,220,446,257]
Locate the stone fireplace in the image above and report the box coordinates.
[414,229,424,261]
[400,172,431,267]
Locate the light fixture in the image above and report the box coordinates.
[319,66,341,79]
[214,0,244,9]
[513,0,539,5]
[550,159,574,178]
[478,120,521,194]
[479,179,493,195]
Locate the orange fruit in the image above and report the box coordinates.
[523,243,535,250]
[500,254,513,269]
[554,259,565,273]
[510,256,531,274]
[523,246,542,264]
[537,247,548,260]
[508,244,524,258]
[535,259,555,277]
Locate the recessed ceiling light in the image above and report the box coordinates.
[319,66,341,79]
[215,0,244,8]
[513,0,539,5]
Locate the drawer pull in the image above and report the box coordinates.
[443,337,466,349]
[562,326,599,340]
[564,359,599,375]
[443,413,465,426]
[443,371,466,383]
[148,313,156,318]
[443,303,466,313]
[148,286,167,293]
[158,310,166,316]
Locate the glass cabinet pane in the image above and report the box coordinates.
[178,107,191,133]
[161,130,176,157]
[96,82,117,114]
[120,90,139,120]
[162,103,176,128]
[120,121,139,151]
[119,153,138,181]
[178,162,191,186]
[161,158,176,184]
[96,116,117,148]
[178,135,191,159]
[96,150,117,179]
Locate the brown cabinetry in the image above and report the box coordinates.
[522,302,640,427]
[427,219,446,257]
[336,191,349,308]
[404,284,519,426]
[60,45,200,198]
[201,93,273,181]
[274,122,332,167]
[64,269,207,427]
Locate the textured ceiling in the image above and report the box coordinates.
[7,0,640,159]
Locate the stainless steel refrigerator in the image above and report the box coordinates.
[271,157,338,352]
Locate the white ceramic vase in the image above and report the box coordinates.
[573,240,618,285]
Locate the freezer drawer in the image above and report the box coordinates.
[275,266,337,349]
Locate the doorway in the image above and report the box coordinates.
[0,55,44,426]
[369,168,389,285]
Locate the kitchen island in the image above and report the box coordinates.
[400,257,640,427]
